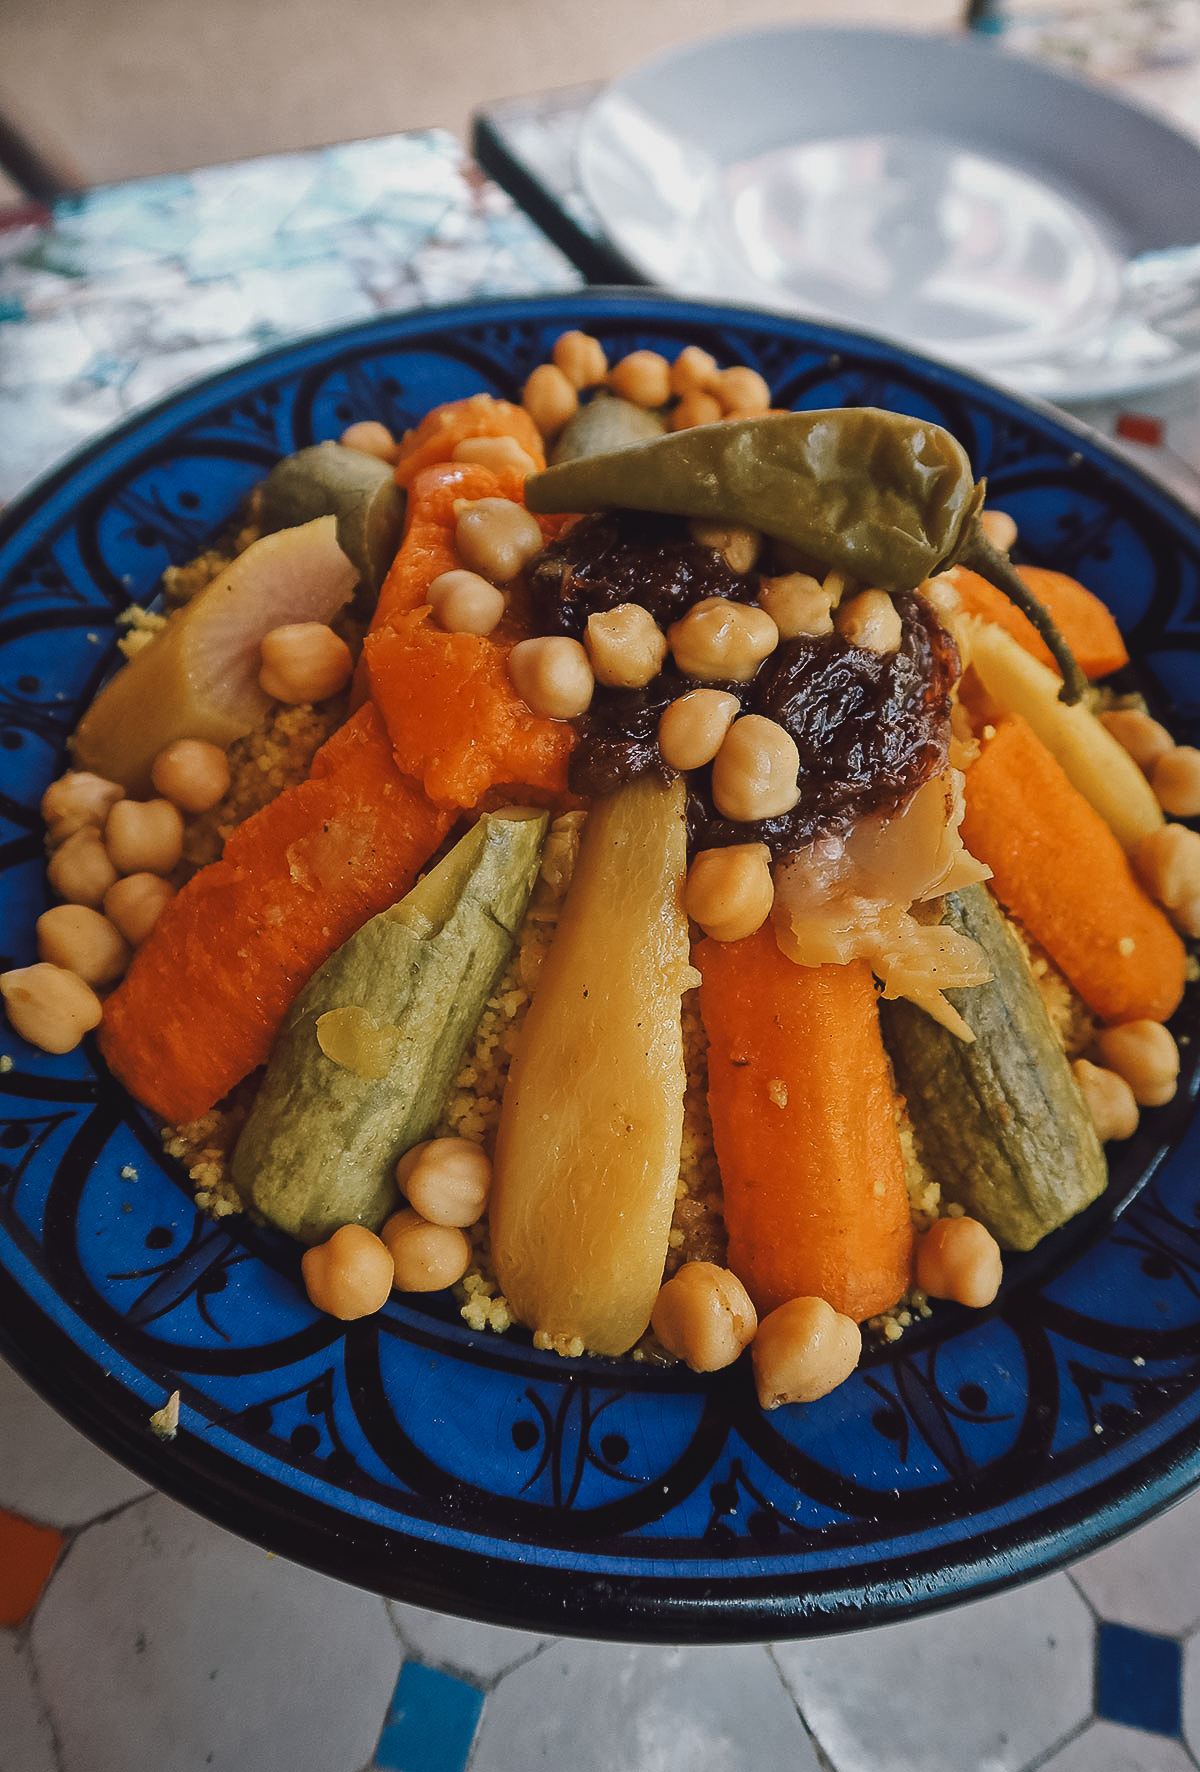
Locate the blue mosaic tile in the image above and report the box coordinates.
[1096,1622,1183,1738]
[376,1661,484,1772]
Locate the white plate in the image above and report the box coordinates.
[577,26,1200,403]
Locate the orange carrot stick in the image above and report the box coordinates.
[959,717,1185,1025]
[696,932,913,1322]
[947,565,1128,679]
[364,611,575,809]
[98,702,453,1124]
[393,394,545,488]
[372,461,526,631]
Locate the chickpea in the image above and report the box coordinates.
[260,623,353,704]
[454,497,544,585]
[522,362,578,438]
[427,569,506,637]
[1134,823,1200,932]
[978,508,1018,553]
[36,904,131,987]
[1101,708,1174,775]
[1072,1058,1140,1142]
[922,574,962,623]
[651,1262,757,1372]
[1153,745,1200,818]
[105,798,184,877]
[338,420,398,463]
[551,329,608,389]
[301,1223,395,1320]
[451,435,539,476]
[669,345,719,396]
[508,636,594,720]
[670,390,722,431]
[1095,1019,1180,1108]
[917,1216,1003,1309]
[666,597,778,683]
[657,688,740,771]
[151,739,230,813]
[758,572,836,639]
[381,1207,472,1292]
[835,589,903,655]
[46,827,119,909]
[396,1137,492,1227]
[103,873,175,947]
[711,716,801,822]
[751,1296,862,1408]
[687,520,761,574]
[584,603,668,689]
[40,771,123,847]
[712,365,771,415]
[685,844,774,942]
[608,349,672,409]
[1,963,103,1055]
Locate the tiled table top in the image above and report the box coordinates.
[5,106,1200,1772]
[6,1351,1200,1772]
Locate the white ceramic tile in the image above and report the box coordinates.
[470,1640,821,1772]
[0,1632,58,1772]
[0,1357,150,1529]
[1036,1719,1197,1772]
[1179,1629,1200,1759]
[1072,1487,1200,1638]
[29,1491,399,1772]
[771,1574,1093,1772]
[386,1602,548,1682]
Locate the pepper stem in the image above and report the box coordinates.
[956,516,1089,705]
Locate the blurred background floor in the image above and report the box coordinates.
[0,0,961,202]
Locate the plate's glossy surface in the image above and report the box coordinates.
[577,28,1200,403]
[3,291,1200,1642]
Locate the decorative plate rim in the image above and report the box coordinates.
[3,289,1200,1643]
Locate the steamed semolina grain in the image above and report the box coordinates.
[1004,914,1096,1057]
[161,500,263,608]
[179,699,348,873]
[116,606,168,660]
[161,1079,258,1217]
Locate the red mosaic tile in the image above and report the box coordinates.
[0,1508,66,1626]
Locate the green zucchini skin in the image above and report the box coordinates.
[879,883,1107,1252]
[259,442,405,598]
[233,808,548,1244]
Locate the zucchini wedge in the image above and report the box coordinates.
[234,807,548,1244]
[879,883,1107,1251]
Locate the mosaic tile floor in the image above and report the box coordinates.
[2,1351,1200,1772]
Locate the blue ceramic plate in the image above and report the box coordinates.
[2,291,1200,1643]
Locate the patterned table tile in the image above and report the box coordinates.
[375,1663,484,1772]
[0,1357,150,1529]
[468,1641,824,1772]
[0,1510,63,1627]
[0,1631,57,1772]
[28,1490,400,1772]
[1037,1718,1199,1772]
[1072,1488,1200,1640]
[387,1601,547,1683]
[770,1574,1094,1772]
[1097,1624,1185,1739]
